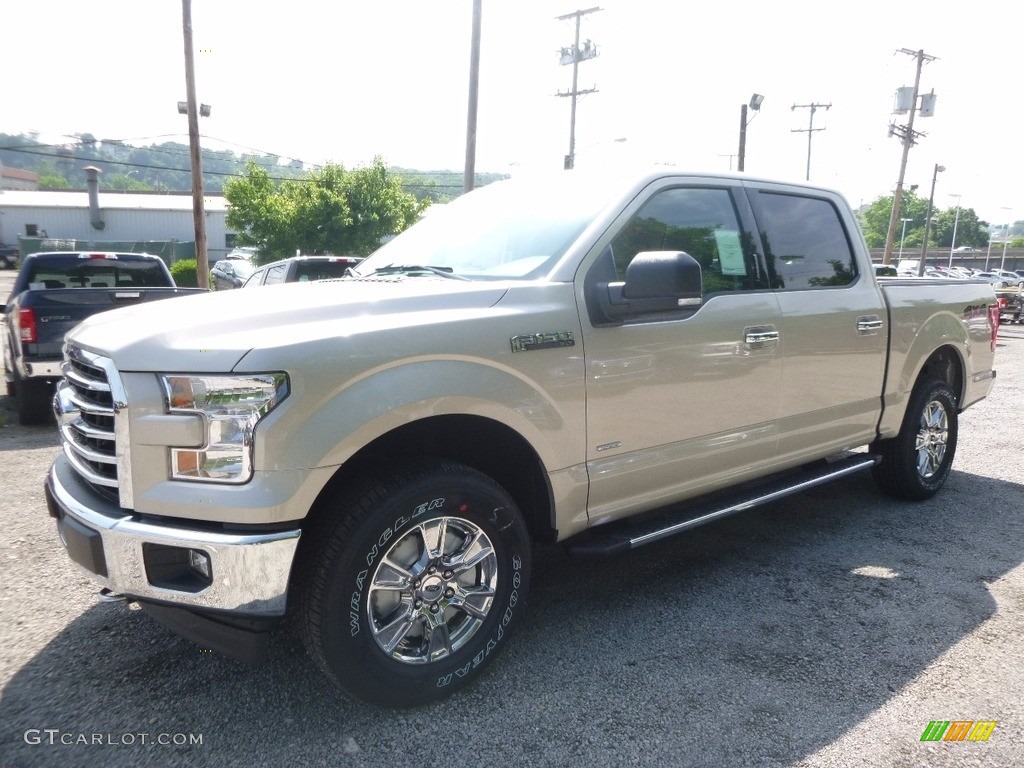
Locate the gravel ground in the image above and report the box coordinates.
[1,271,1022,767]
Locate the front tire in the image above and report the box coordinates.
[297,461,531,707]
[872,377,958,500]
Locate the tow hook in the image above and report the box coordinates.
[98,588,127,603]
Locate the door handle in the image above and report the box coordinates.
[857,316,884,334]
[744,326,780,347]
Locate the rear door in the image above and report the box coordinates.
[745,182,888,464]
[579,178,783,525]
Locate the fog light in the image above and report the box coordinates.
[189,549,211,580]
[142,544,212,592]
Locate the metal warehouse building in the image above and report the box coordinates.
[0,187,236,261]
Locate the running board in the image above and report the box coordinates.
[565,454,880,558]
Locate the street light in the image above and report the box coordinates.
[737,93,764,172]
[1000,207,1012,271]
[947,193,961,268]
[899,217,912,259]
[917,163,945,276]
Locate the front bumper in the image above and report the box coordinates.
[45,453,301,618]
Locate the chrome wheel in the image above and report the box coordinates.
[367,516,498,664]
[915,399,949,479]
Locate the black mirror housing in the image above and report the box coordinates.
[594,251,703,323]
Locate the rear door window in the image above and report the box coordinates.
[751,192,857,289]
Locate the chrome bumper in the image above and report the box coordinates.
[45,454,301,617]
[18,358,63,378]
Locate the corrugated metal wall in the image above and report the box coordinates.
[0,202,231,259]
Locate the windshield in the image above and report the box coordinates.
[353,174,618,280]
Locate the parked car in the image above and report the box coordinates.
[209,254,257,290]
[1,251,207,424]
[953,246,977,253]
[947,266,976,279]
[990,269,1024,288]
[975,271,1017,289]
[0,244,19,270]
[242,254,363,288]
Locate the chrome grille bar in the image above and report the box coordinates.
[56,345,134,508]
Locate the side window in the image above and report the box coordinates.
[609,187,765,294]
[264,264,288,285]
[754,192,857,289]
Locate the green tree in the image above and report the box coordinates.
[225,158,424,263]
[929,208,987,249]
[858,190,929,248]
[38,173,71,190]
[859,191,987,251]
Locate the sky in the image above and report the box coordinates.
[4,0,1022,227]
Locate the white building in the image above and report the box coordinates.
[0,189,236,261]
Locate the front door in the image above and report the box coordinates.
[580,180,783,526]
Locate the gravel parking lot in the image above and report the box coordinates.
[1,266,1022,767]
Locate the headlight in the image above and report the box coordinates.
[159,373,289,483]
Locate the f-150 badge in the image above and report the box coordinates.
[510,331,575,353]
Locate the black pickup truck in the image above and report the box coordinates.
[2,251,207,424]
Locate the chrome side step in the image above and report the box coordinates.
[566,454,880,558]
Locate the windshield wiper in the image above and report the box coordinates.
[363,265,471,281]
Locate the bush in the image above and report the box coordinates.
[170,258,198,287]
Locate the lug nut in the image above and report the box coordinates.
[429,604,439,613]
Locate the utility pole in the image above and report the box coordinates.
[882,48,937,266]
[790,102,831,181]
[464,0,482,193]
[181,0,208,288]
[556,7,601,170]
[736,94,764,172]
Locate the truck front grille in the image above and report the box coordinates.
[55,346,132,507]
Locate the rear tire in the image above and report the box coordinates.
[297,460,532,707]
[15,376,55,426]
[872,377,958,500]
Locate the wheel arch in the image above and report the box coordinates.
[879,339,968,440]
[301,414,558,548]
[915,344,965,406]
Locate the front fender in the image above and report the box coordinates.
[254,356,586,476]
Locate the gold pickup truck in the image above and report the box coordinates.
[44,170,998,706]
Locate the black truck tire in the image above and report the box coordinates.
[872,377,958,500]
[297,460,532,707]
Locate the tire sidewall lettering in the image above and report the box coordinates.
[436,544,523,689]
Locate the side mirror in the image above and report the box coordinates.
[595,251,703,323]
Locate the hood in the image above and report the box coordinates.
[67,277,510,372]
